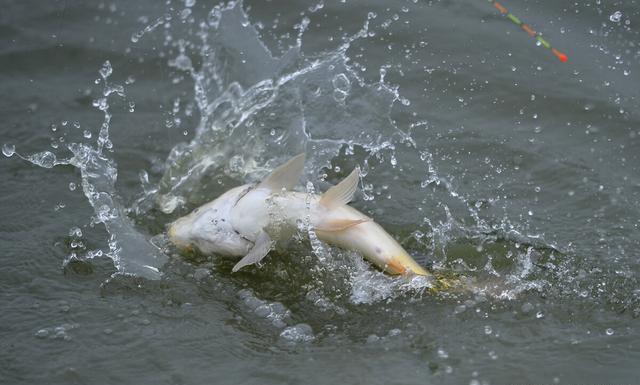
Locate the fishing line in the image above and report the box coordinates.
[487,0,568,62]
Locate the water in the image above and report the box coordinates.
[1,0,639,384]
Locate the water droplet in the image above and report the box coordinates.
[536,311,544,319]
[83,130,92,139]
[185,0,196,7]
[69,227,83,237]
[609,11,622,23]
[484,325,492,335]
[128,101,135,112]
[68,182,77,191]
[2,143,15,157]
[180,8,192,20]
[605,328,614,335]
[170,54,192,70]
[99,60,112,79]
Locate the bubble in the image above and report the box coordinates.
[484,325,492,335]
[332,73,351,93]
[366,334,380,343]
[388,328,402,337]
[35,329,49,338]
[83,130,92,139]
[454,304,466,314]
[605,328,614,335]
[280,323,315,342]
[2,143,15,157]
[521,302,534,313]
[185,0,196,7]
[68,182,77,191]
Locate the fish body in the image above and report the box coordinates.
[168,154,429,276]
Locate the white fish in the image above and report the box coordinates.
[168,153,429,276]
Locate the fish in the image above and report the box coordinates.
[167,153,430,276]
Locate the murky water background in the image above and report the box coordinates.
[1,0,639,384]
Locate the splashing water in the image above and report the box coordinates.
[7,61,166,279]
[5,0,584,306]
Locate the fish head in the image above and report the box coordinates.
[167,185,252,256]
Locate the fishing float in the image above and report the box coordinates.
[487,0,568,62]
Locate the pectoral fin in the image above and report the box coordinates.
[232,230,274,272]
[315,218,370,232]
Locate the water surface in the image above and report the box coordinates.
[1,0,639,384]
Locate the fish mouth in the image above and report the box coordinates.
[167,222,194,252]
[385,256,429,276]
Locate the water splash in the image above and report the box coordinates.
[5,0,583,305]
[11,61,166,280]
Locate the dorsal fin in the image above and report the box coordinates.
[320,166,360,208]
[258,153,305,191]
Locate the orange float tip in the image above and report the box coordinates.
[552,48,568,63]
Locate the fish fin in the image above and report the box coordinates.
[258,153,306,192]
[232,230,274,272]
[315,217,370,232]
[319,166,360,208]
